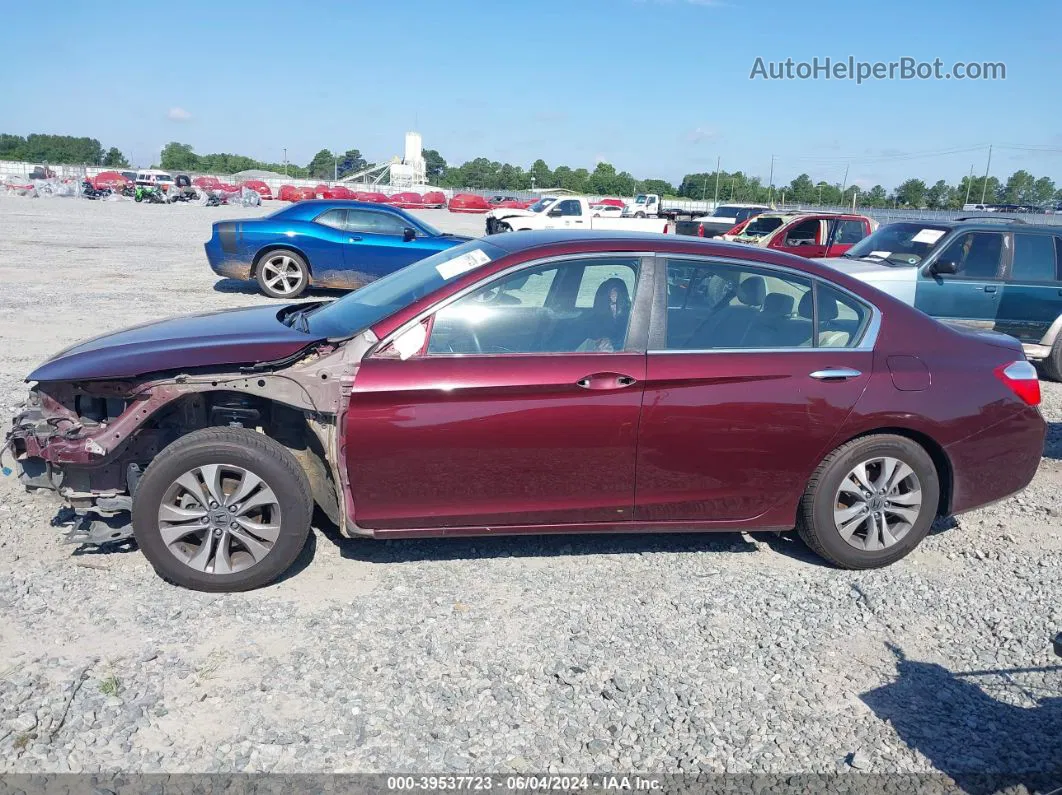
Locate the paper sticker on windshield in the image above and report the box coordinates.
[869,250,892,259]
[911,229,945,244]
[436,248,491,280]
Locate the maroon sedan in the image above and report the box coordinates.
[7,232,1045,591]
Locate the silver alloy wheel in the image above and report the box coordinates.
[157,464,281,575]
[260,255,304,295]
[833,456,922,552]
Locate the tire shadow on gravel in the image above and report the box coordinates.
[314,520,760,564]
[861,643,1062,795]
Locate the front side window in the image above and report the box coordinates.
[832,219,868,245]
[426,258,640,355]
[1011,233,1057,282]
[784,219,820,247]
[935,232,1004,279]
[346,210,409,236]
[555,200,582,217]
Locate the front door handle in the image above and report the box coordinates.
[982,284,998,293]
[348,236,362,242]
[809,367,862,381]
[577,373,638,390]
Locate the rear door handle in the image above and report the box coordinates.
[577,373,638,390]
[982,284,997,293]
[809,368,862,381]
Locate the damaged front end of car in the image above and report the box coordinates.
[4,334,375,548]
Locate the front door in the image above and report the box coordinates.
[636,257,874,522]
[825,217,872,258]
[771,218,827,258]
[544,199,588,230]
[342,209,430,278]
[915,230,1006,330]
[345,255,650,530]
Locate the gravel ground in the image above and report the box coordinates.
[0,197,1060,782]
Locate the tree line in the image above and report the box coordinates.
[0,134,127,168]
[7,133,1062,209]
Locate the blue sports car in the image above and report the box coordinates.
[204,199,470,298]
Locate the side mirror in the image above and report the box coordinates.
[548,207,563,217]
[931,259,959,275]
[402,227,417,242]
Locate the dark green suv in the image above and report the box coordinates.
[823,216,1062,380]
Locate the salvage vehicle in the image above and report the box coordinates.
[722,212,877,258]
[487,197,670,234]
[675,203,771,237]
[135,169,176,194]
[204,199,469,299]
[7,231,1046,591]
[822,217,1062,380]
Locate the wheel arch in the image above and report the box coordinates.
[834,426,954,517]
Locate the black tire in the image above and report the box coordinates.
[496,221,512,233]
[255,249,309,299]
[132,427,313,592]
[796,434,940,569]
[635,211,646,218]
[1040,336,1062,382]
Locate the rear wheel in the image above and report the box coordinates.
[132,428,313,591]
[797,434,940,569]
[1041,335,1062,382]
[256,249,309,299]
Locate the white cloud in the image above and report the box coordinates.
[167,107,192,122]
[684,126,721,144]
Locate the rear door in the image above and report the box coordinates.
[997,231,1062,344]
[915,230,1006,330]
[635,256,875,523]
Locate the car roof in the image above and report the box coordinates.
[885,216,1061,233]
[283,199,408,214]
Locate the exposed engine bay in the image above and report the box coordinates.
[4,332,376,547]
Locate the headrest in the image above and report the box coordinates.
[737,276,766,307]
[798,291,839,321]
[763,293,794,316]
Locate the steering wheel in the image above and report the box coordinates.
[474,285,502,304]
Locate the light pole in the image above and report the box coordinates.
[283,148,288,177]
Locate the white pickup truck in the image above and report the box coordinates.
[486,196,670,235]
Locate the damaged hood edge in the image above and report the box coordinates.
[28,304,329,383]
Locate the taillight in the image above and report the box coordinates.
[995,360,1040,407]
[697,224,705,237]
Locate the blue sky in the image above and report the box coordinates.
[1,0,1060,189]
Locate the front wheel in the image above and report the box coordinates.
[797,434,940,569]
[635,211,645,218]
[132,428,313,591]
[257,249,309,298]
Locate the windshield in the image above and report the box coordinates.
[634,194,648,204]
[528,197,557,213]
[713,205,748,217]
[741,216,785,237]
[304,240,508,337]
[844,222,951,266]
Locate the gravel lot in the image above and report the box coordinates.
[0,197,1060,783]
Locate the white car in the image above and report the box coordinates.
[590,204,624,218]
[134,169,176,193]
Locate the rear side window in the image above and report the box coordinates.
[1011,234,1058,282]
[315,209,347,229]
[815,283,871,348]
